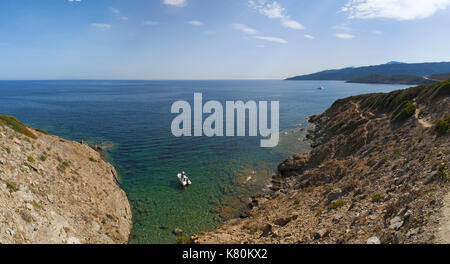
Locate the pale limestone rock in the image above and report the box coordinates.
[66,237,81,244]
[0,124,132,244]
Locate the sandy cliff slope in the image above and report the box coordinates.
[0,117,132,244]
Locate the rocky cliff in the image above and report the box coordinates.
[194,81,450,244]
[0,116,132,244]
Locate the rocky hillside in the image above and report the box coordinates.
[0,116,132,244]
[286,61,450,81]
[194,81,450,244]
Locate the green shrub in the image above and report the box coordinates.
[5,181,19,192]
[391,101,416,123]
[0,115,37,139]
[176,236,192,244]
[328,200,345,210]
[57,161,70,173]
[438,164,449,180]
[27,156,35,163]
[35,128,49,135]
[32,200,44,210]
[434,116,450,135]
[106,214,115,220]
[40,155,46,162]
[24,163,37,172]
[89,157,97,162]
[371,193,385,203]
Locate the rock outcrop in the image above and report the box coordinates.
[0,116,132,244]
[193,81,449,244]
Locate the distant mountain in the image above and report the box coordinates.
[386,61,405,65]
[347,74,435,85]
[286,62,450,81]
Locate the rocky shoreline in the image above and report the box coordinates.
[193,81,449,244]
[0,116,133,244]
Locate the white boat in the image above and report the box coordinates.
[177,173,192,187]
[317,86,324,90]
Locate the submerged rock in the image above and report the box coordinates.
[173,228,184,236]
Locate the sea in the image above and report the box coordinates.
[0,80,409,243]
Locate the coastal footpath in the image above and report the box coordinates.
[194,81,449,244]
[0,116,132,244]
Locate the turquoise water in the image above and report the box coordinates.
[0,80,409,243]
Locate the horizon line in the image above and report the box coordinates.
[0,78,290,81]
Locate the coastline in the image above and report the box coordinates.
[2,80,446,244]
[192,81,449,244]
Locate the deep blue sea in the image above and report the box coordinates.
[0,80,409,243]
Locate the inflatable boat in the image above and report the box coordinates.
[177,173,192,187]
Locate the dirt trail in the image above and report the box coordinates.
[437,189,450,243]
[350,101,375,145]
[414,104,433,128]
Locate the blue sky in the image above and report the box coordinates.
[1,0,450,80]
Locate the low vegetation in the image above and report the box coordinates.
[57,161,71,173]
[27,155,35,163]
[176,236,193,244]
[371,193,385,203]
[438,164,450,181]
[336,80,449,113]
[0,115,36,139]
[328,200,345,210]
[391,101,416,123]
[434,116,450,135]
[5,180,19,193]
[32,200,44,210]
[35,128,49,135]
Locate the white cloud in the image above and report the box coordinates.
[143,21,160,26]
[254,36,287,44]
[250,0,286,18]
[68,0,81,2]
[109,7,128,21]
[188,20,204,26]
[371,29,383,34]
[249,0,304,30]
[342,0,450,20]
[333,23,353,39]
[282,20,304,30]
[256,44,266,48]
[335,33,355,39]
[231,23,258,34]
[109,7,120,14]
[304,34,315,39]
[333,23,352,32]
[163,0,187,6]
[91,23,111,30]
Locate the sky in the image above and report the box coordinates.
[1,0,450,80]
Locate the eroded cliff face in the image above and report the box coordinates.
[0,118,132,244]
[194,81,449,244]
